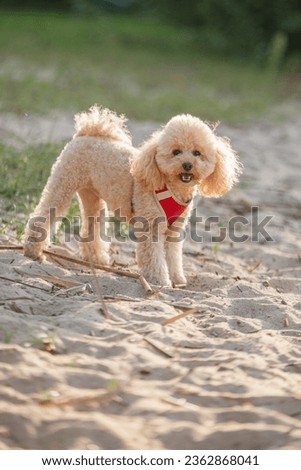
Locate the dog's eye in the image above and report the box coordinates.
[193,150,206,161]
[172,149,182,156]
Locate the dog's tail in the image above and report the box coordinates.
[74,105,131,144]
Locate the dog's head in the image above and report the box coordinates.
[131,114,241,198]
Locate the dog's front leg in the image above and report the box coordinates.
[136,230,171,287]
[165,224,187,287]
[165,238,187,287]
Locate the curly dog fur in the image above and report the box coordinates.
[23,106,136,266]
[24,106,241,287]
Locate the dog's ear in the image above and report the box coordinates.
[198,137,241,197]
[131,131,165,190]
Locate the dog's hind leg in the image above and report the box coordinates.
[23,174,75,261]
[77,188,110,265]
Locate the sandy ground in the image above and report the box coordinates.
[0,109,301,450]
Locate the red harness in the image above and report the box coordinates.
[154,186,190,226]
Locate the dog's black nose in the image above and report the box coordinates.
[182,162,193,171]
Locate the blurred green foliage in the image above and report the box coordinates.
[0,12,294,122]
[1,0,300,66]
[151,0,301,65]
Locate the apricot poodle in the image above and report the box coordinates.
[24,106,241,287]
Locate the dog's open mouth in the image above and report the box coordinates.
[180,173,193,183]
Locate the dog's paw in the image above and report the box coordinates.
[144,273,172,288]
[25,252,46,262]
[80,247,110,266]
[171,274,187,288]
[23,243,46,262]
[94,253,111,266]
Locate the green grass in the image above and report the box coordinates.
[0,143,57,203]
[0,142,79,239]
[0,11,298,123]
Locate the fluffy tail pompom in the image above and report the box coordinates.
[74,105,131,144]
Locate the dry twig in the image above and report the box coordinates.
[246,260,261,273]
[39,391,116,408]
[43,249,152,293]
[0,245,23,251]
[0,245,153,294]
[143,337,174,358]
[0,274,49,292]
[161,307,200,326]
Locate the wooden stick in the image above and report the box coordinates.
[39,390,115,408]
[143,337,174,358]
[43,249,153,294]
[103,295,140,302]
[0,244,153,294]
[161,307,200,326]
[246,260,261,273]
[0,274,50,292]
[0,245,23,250]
